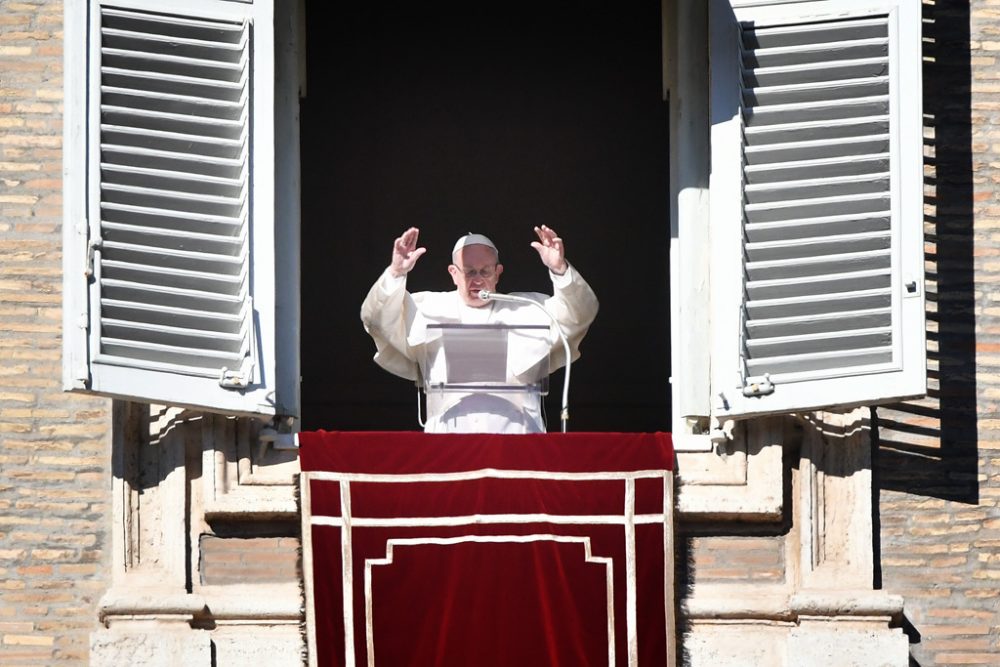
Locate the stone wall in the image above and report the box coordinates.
[0,0,114,663]
[200,536,300,586]
[874,2,997,666]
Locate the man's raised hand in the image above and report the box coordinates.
[390,227,427,278]
[530,225,568,275]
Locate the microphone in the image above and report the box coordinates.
[478,290,572,433]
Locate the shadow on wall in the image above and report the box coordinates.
[873,1,977,506]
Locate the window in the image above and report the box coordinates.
[63,0,925,431]
[704,0,925,419]
[63,0,299,418]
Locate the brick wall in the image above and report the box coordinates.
[874,1,1000,666]
[685,535,785,586]
[0,0,113,663]
[200,536,300,586]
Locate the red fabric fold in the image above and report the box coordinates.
[299,431,674,474]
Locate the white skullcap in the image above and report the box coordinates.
[452,233,498,258]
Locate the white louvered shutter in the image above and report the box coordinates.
[63,0,294,417]
[709,0,925,419]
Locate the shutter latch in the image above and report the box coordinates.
[219,296,258,389]
[742,373,774,397]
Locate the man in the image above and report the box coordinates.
[361,225,599,433]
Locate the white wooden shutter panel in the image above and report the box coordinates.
[710,0,925,418]
[98,7,252,375]
[64,0,287,417]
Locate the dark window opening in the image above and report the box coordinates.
[299,0,670,431]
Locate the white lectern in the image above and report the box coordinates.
[417,323,552,434]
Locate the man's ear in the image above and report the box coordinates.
[495,264,504,281]
[447,264,461,286]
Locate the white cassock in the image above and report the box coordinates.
[361,265,599,433]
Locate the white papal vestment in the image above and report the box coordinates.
[360,266,599,433]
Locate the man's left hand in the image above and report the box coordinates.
[531,225,568,275]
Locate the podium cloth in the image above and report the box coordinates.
[299,431,675,666]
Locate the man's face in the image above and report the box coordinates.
[449,244,503,307]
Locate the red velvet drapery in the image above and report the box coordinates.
[299,431,674,666]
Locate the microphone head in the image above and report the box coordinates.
[478,289,491,301]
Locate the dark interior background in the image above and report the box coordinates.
[299,0,671,431]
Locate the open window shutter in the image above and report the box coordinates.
[63,0,293,417]
[709,0,925,419]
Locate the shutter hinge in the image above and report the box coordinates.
[84,237,103,280]
[219,355,255,389]
[742,373,775,397]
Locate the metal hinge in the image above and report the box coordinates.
[84,237,103,280]
[742,373,775,397]
[219,355,254,389]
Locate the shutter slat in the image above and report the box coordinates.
[744,192,890,224]
[102,7,247,38]
[741,17,888,49]
[101,67,246,101]
[102,192,244,220]
[103,318,244,350]
[746,288,892,320]
[102,298,244,334]
[102,220,245,255]
[746,248,890,282]
[745,116,889,146]
[102,239,246,276]
[101,46,245,79]
[101,124,245,154]
[101,259,246,295]
[101,105,244,139]
[100,163,245,199]
[744,347,893,377]
[746,268,891,303]
[746,154,890,184]
[101,202,244,231]
[745,58,888,89]
[102,181,245,214]
[746,230,891,261]
[101,28,246,61]
[98,341,243,373]
[743,76,889,109]
[102,86,244,119]
[746,212,890,243]
[101,279,244,314]
[745,173,890,205]
[747,306,891,338]
[101,144,243,179]
[744,36,888,68]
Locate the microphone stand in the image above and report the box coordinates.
[478,290,571,433]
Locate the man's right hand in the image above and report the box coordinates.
[390,227,427,278]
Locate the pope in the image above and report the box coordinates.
[361,225,599,433]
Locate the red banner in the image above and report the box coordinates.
[300,431,675,666]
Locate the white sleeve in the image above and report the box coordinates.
[543,264,600,370]
[359,268,421,381]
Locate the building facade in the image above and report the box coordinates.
[0,0,997,665]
